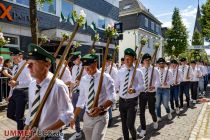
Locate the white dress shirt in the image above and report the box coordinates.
[12,60,32,89]
[190,67,202,82]
[169,68,183,85]
[25,72,74,131]
[59,64,72,83]
[158,68,173,88]
[116,66,144,99]
[77,70,116,112]
[179,65,192,82]
[140,66,161,92]
[72,63,86,81]
[199,65,208,76]
[100,64,118,85]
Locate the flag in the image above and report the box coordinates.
[61,12,66,22]
[90,22,97,32]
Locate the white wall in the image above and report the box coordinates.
[119,28,163,64]
[119,30,136,63]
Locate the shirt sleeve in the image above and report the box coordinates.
[167,70,173,85]
[115,70,121,91]
[18,67,33,87]
[62,68,72,83]
[56,84,74,125]
[135,70,145,92]
[76,78,86,109]
[25,84,33,125]
[105,75,116,103]
[154,69,161,88]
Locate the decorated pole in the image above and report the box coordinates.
[89,33,100,54]
[128,37,147,91]
[92,25,117,109]
[186,51,192,80]
[38,34,49,46]
[59,41,81,79]
[149,42,160,87]
[164,46,175,84]
[28,10,86,130]
[54,33,70,58]
[109,45,118,74]
[75,33,100,81]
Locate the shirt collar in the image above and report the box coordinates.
[87,69,100,79]
[125,65,134,71]
[36,72,53,88]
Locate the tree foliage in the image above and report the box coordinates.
[192,30,203,45]
[200,0,210,41]
[164,8,188,57]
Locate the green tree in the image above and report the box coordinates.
[192,30,203,45]
[200,0,210,41]
[29,0,53,44]
[164,8,188,57]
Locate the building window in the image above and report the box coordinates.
[61,0,73,18]
[147,38,150,48]
[145,17,148,27]
[39,0,56,14]
[16,0,29,6]
[98,16,105,29]
[4,34,19,48]
[156,25,159,33]
[151,22,154,31]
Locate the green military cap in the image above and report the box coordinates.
[180,57,187,62]
[107,54,112,61]
[157,58,166,64]
[71,51,81,61]
[9,47,24,56]
[28,43,55,64]
[124,48,136,57]
[81,54,98,66]
[191,60,196,64]
[170,59,178,64]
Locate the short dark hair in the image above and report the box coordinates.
[3,59,11,67]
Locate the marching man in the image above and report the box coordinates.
[7,48,32,131]
[116,48,144,140]
[190,60,202,104]
[102,54,118,127]
[139,53,160,137]
[156,58,173,121]
[70,51,86,139]
[169,59,183,114]
[70,53,116,140]
[21,44,74,139]
[179,58,192,108]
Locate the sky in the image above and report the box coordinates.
[140,0,207,41]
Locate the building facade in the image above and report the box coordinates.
[119,0,163,63]
[0,0,119,67]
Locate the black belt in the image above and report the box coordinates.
[16,87,28,90]
[86,111,107,117]
[119,97,138,102]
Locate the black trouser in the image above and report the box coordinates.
[179,82,190,107]
[119,97,138,140]
[139,92,157,130]
[7,88,28,130]
[190,81,198,100]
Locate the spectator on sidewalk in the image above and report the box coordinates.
[0,59,13,103]
[0,56,4,71]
